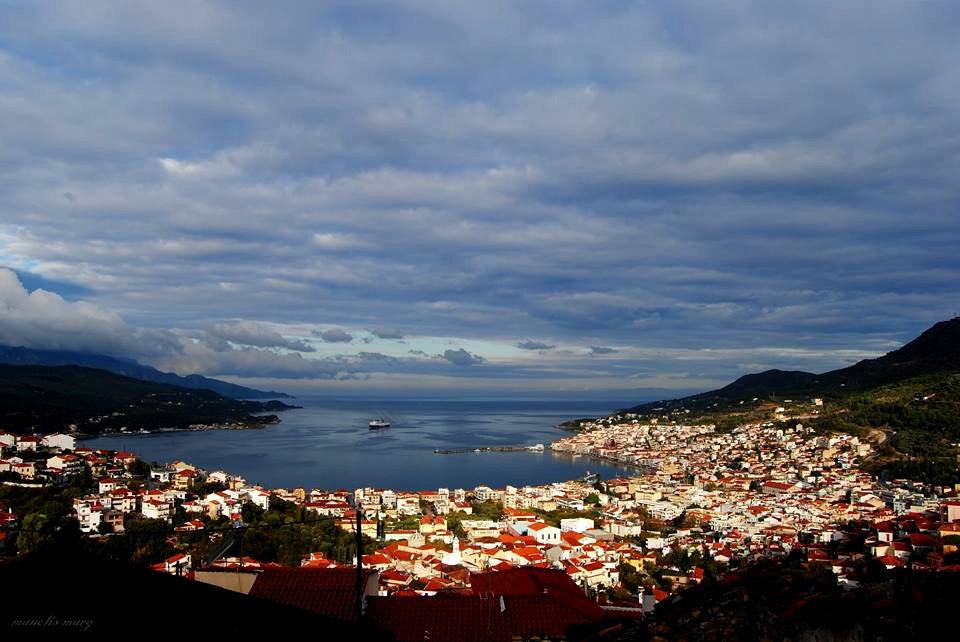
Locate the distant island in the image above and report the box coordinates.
[0,364,299,435]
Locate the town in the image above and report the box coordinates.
[3,396,960,619]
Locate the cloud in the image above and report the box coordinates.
[0,3,957,396]
[516,340,555,351]
[208,321,315,352]
[0,268,180,359]
[312,233,368,250]
[589,346,617,355]
[440,348,485,366]
[313,328,354,343]
[353,351,398,363]
[370,328,405,339]
[160,340,342,380]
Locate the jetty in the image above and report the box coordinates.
[434,443,544,455]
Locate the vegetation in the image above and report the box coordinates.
[0,344,292,399]
[622,319,960,486]
[469,500,504,521]
[533,505,602,528]
[0,364,293,434]
[205,497,378,567]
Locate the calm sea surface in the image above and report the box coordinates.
[85,397,637,490]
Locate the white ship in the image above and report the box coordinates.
[369,419,390,430]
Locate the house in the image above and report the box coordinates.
[379,569,413,594]
[42,433,76,451]
[941,501,960,524]
[46,454,84,477]
[74,499,104,532]
[527,522,561,545]
[174,519,206,532]
[560,517,595,533]
[305,499,351,517]
[762,480,801,495]
[12,461,37,480]
[15,436,41,452]
[101,509,124,533]
[173,468,197,490]
[242,487,271,511]
[154,552,192,575]
[570,561,605,587]
[473,486,500,502]
[150,468,172,483]
[141,498,173,522]
[418,515,436,534]
[605,520,644,537]
[109,488,138,513]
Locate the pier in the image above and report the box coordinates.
[433,443,544,455]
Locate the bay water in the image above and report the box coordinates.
[85,397,636,491]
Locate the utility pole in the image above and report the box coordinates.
[355,507,364,623]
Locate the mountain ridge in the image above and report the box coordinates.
[0,363,294,434]
[627,317,960,413]
[0,345,291,399]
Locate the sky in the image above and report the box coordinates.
[1,1,958,399]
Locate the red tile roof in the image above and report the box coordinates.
[368,595,511,642]
[367,588,607,642]
[469,567,599,608]
[248,567,375,622]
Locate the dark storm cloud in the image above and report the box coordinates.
[440,348,485,367]
[370,328,405,339]
[313,329,354,343]
[208,321,315,352]
[589,346,617,355]
[0,1,958,394]
[516,340,556,351]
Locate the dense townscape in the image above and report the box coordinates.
[4,395,960,625]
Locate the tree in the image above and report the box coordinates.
[584,493,601,505]
[127,459,152,478]
[241,501,265,524]
[470,500,504,521]
[618,562,642,594]
[17,512,54,555]
[124,518,175,565]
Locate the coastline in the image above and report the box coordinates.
[77,417,280,440]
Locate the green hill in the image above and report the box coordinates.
[623,318,960,485]
[628,317,960,414]
[0,364,296,434]
[0,345,292,399]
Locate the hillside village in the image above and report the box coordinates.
[4,394,960,621]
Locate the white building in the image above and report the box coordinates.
[42,433,76,451]
[141,499,173,522]
[560,518,595,533]
[528,522,561,545]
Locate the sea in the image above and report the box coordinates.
[84,397,639,491]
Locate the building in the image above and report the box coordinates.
[42,433,77,451]
[527,522,561,545]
